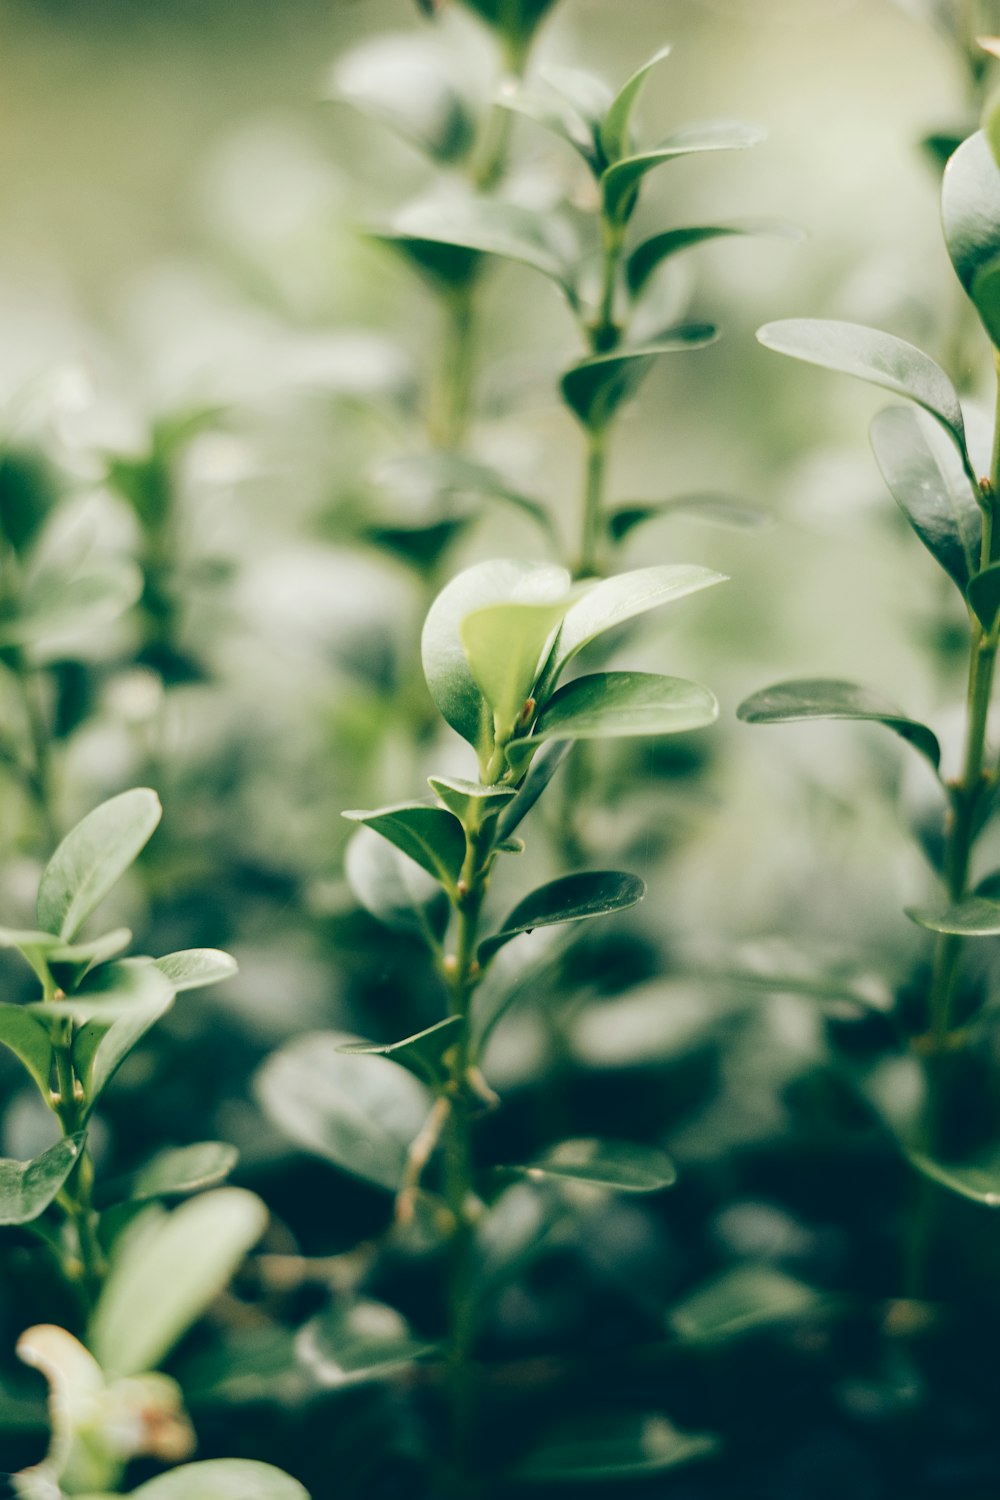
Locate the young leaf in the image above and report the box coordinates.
[342,802,466,892]
[329,34,477,165]
[756,320,973,473]
[0,1003,54,1100]
[154,949,238,993]
[128,1143,240,1203]
[428,777,517,824]
[89,1188,268,1376]
[499,79,600,171]
[511,1138,676,1191]
[598,46,672,165]
[608,493,770,540]
[627,220,803,295]
[255,1032,432,1192]
[344,828,450,942]
[122,1459,310,1500]
[0,1134,85,1226]
[460,596,572,741]
[29,957,175,1026]
[737,679,942,772]
[967,562,1000,634]
[942,130,1000,347]
[338,1016,463,1091]
[479,870,645,962]
[602,121,765,224]
[73,979,176,1117]
[906,896,1000,934]
[869,405,982,591]
[296,1298,435,1388]
[495,740,572,839]
[36,789,162,941]
[511,672,719,764]
[561,332,718,430]
[515,1413,717,1483]
[906,1147,1000,1205]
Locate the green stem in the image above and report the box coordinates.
[577,423,609,579]
[52,1017,105,1304]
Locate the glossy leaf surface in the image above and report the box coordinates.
[479,870,645,962]
[380,196,578,298]
[428,776,516,824]
[130,1143,240,1203]
[461,596,572,740]
[73,976,175,1116]
[154,948,237,993]
[737,679,941,771]
[942,130,1000,346]
[514,671,719,761]
[342,802,466,892]
[0,1134,85,1226]
[36,789,161,941]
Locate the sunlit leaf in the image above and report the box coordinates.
[906,895,1000,934]
[511,671,718,765]
[460,595,572,741]
[120,1459,310,1499]
[36,789,161,941]
[154,949,238,993]
[73,977,175,1117]
[0,1134,85,1226]
[479,870,645,962]
[342,802,466,892]
[428,776,516,824]
[29,957,174,1027]
[129,1143,240,1203]
[737,679,942,771]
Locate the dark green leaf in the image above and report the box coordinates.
[255,1032,432,1192]
[329,34,478,165]
[669,1264,823,1343]
[36,788,161,941]
[511,1137,676,1191]
[375,451,554,541]
[456,0,558,50]
[495,740,572,839]
[608,493,770,540]
[296,1298,434,1387]
[375,229,480,291]
[342,802,466,892]
[428,776,517,823]
[906,896,1000,934]
[0,1003,53,1099]
[599,46,672,164]
[130,1143,240,1203]
[511,672,719,765]
[514,1413,717,1483]
[344,827,450,943]
[479,870,645,962]
[602,121,765,224]
[155,949,238,993]
[0,1134,85,1226]
[870,405,982,591]
[627,220,802,294]
[338,1017,463,1090]
[906,1146,1000,1205]
[124,1460,309,1500]
[29,957,174,1026]
[968,562,1000,633]
[561,332,717,429]
[737,679,941,771]
[942,130,1000,345]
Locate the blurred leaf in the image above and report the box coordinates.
[599,46,672,164]
[342,802,466,892]
[456,0,558,51]
[479,870,645,962]
[608,493,770,539]
[0,449,58,555]
[627,220,802,294]
[428,776,516,823]
[510,1137,675,1191]
[30,957,174,1027]
[330,34,478,164]
[906,895,1000,933]
[942,130,1000,346]
[870,405,982,592]
[561,331,717,429]
[511,672,719,765]
[921,128,966,172]
[345,827,450,942]
[967,561,1000,632]
[129,1143,240,1203]
[499,79,600,170]
[73,976,175,1117]
[0,1003,53,1099]
[461,595,572,740]
[0,1134,85,1226]
[37,789,161,941]
[374,230,480,291]
[116,1459,310,1499]
[737,679,942,771]
[0,559,142,651]
[255,1032,432,1192]
[602,121,765,224]
[514,1413,717,1482]
[376,451,555,541]
[757,319,973,473]
[154,949,238,993]
[338,1017,462,1090]
[296,1297,434,1387]
[669,1264,823,1343]
[89,1189,268,1376]
[48,928,133,984]
[906,1146,1000,1205]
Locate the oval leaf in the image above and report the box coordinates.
[669,1264,822,1344]
[512,672,719,763]
[125,1459,309,1500]
[561,331,717,430]
[296,1297,433,1388]
[30,957,174,1026]
[479,870,645,963]
[0,1003,53,1100]
[512,1138,676,1192]
[737,679,941,771]
[602,121,765,224]
[154,948,237,993]
[344,827,449,942]
[342,802,466,892]
[460,595,572,742]
[515,1413,717,1483]
[129,1143,240,1203]
[942,130,1000,346]
[906,895,1000,934]
[627,220,802,294]
[0,1134,85,1226]
[599,46,672,164]
[37,789,162,941]
[255,1032,431,1192]
[89,1188,269,1376]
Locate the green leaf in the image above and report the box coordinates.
[511,1138,676,1192]
[479,870,645,963]
[329,34,477,165]
[338,1017,463,1090]
[375,451,555,542]
[495,741,572,840]
[669,1264,822,1343]
[120,1459,310,1500]
[737,679,941,771]
[73,975,175,1116]
[0,559,142,651]
[344,827,450,943]
[514,1413,717,1483]
[0,1134,85,1226]
[510,672,719,765]
[561,332,718,429]
[539,564,726,696]
[460,595,572,741]
[296,1298,434,1387]
[906,895,1000,934]
[129,1143,240,1203]
[89,1188,268,1376]
[36,789,161,941]
[906,1146,1000,1205]
[602,121,765,224]
[599,46,672,164]
[154,949,238,993]
[968,562,1000,633]
[255,1032,432,1192]
[499,79,600,171]
[421,560,570,749]
[756,319,973,473]
[456,0,558,50]
[48,927,133,976]
[869,405,982,592]
[0,1003,53,1099]
[342,802,466,892]
[608,493,770,540]
[942,130,1000,346]
[428,776,517,824]
[375,229,480,291]
[627,220,803,294]
[29,957,174,1025]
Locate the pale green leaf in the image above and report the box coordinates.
[36,789,161,941]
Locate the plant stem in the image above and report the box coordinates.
[577,423,609,579]
[52,1016,105,1305]
[430,283,478,451]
